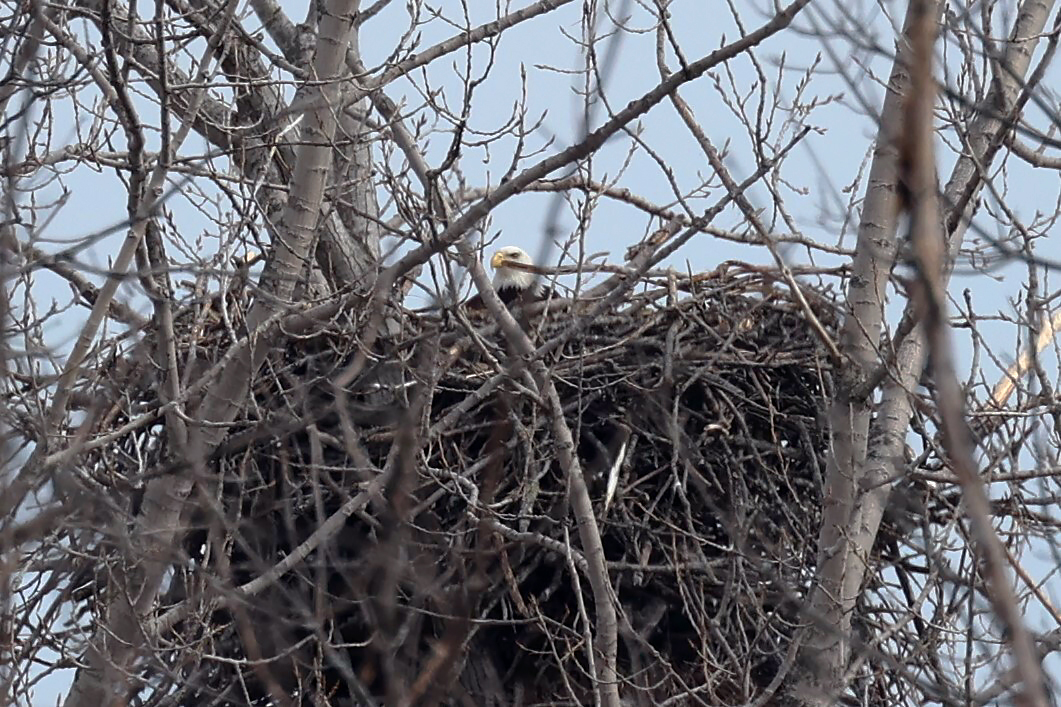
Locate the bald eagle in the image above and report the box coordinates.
[465,246,549,310]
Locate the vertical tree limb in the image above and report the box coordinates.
[453,239,621,707]
[801,0,1057,702]
[60,2,360,704]
[799,1,929,697]
[906,0,1046,700]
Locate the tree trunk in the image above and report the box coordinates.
[800,0,1057,701]
[60,2,371,704]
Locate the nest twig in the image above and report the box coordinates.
[69,266,849,705]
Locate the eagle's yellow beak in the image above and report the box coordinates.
[490,252,508,269]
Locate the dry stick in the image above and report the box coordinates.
[497,258,843,282]
[802,0,1057,699]
[295,0,582,119]
[904,0,1046,703]
[973,629,1061,705]
[76,3,807,698]
[460,179,854,256]
[1007,133,1061,169]
[1006,548,1061,630]
[0,1,224,523]
[989,308,1061,408]
[0,234,147,328]
[981,308,1061,635]
[60,2,358,706]
[333,0,812,390]
[454,237,622,706]
[658,49,840,363]
[364,45,622,700]
[564,523,599,704]
[799,0,927,692]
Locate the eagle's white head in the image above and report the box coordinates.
[490,246,536,291]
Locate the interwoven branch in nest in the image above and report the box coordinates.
[73,268,844,705]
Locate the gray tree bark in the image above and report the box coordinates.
[797,3,926,698]
[799,0,1057,702]
[60,2,373,704]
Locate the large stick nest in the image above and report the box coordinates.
[76,265,848,705]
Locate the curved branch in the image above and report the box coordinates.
[59,1,359,705]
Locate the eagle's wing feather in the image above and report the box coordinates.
[464,285,528,310]
[464,292,487,311]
